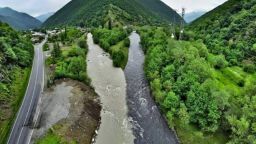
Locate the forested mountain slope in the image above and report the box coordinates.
[0,22,33,143]
[43,0,183,27]
[0,7,41,30]
[190,0,256,69]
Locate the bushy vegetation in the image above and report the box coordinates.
[0,22,33,143]
[139,26,256,144]
[43,43,49,51]
[92,28,130,68]
[36,128,76,144]
[48,27,83,45]
[190,0,256,67]
[46,33,90,85]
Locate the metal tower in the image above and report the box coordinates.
[179,8,185,40]
[170,9,178,39]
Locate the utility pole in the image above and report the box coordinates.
[170,9,178,39]
[169,23,175,39]
[179,8,185,41]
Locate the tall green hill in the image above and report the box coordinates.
[190,0,256,67]
[43,0,183,27]
[0,7,42,30]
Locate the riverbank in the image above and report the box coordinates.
[33,79,101,144]
[33,30,101,143]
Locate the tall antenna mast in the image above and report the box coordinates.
[172,9,178,39]
[170,9,178,39]
[179,8,185,40]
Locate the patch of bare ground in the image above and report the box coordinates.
[32,79,101,144]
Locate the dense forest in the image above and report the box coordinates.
[139,14,256,144]
[92,28,131,68]
[0,22,34,143]
[43,0,183,27]
[191,0,256,70]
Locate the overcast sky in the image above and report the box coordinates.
[162,0,227,13]
[0,0,70,17]
[0,0,227,17]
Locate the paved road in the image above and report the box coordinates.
[7,38,46,144]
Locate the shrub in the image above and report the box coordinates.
[124,38,130,47]
[78,38,87,49]
[252,43,256,53]
[211,55,228,69]
[43,43,49,51]
[243,61,255,73]
[112,50,124,67]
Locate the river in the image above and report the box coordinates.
[124,32,179,144]
[87,33,134,144]
[87,32,178,144]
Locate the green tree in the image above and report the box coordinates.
[178,103,190,127]
[186,82,220,132]
[5,47,18,62]
[124,38,130,47]
[162,91,179,112]
[112,50,124,67]
[210,55,228,69]
[166,111,174,128]
[78,38,87,49]
[243,60,255,73]
[227,116,249,138]
[251,43,256,53]
[51,43,61,59]
[43,43,49,51]
[67,57,86,79]
[108,18,112,30]
[151,78,164,103]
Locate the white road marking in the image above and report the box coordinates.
[16,46,41,144]
[26,39,46,144]
[7,43,38,144]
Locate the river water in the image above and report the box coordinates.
[87,33,134,144]
[124,32,178,144]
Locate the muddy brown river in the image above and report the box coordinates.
[87,33,134,144]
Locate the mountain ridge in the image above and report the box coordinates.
[43,0,183,27]
[0,7,41,30]
[36,12,55,22]
[184,11,206,23]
